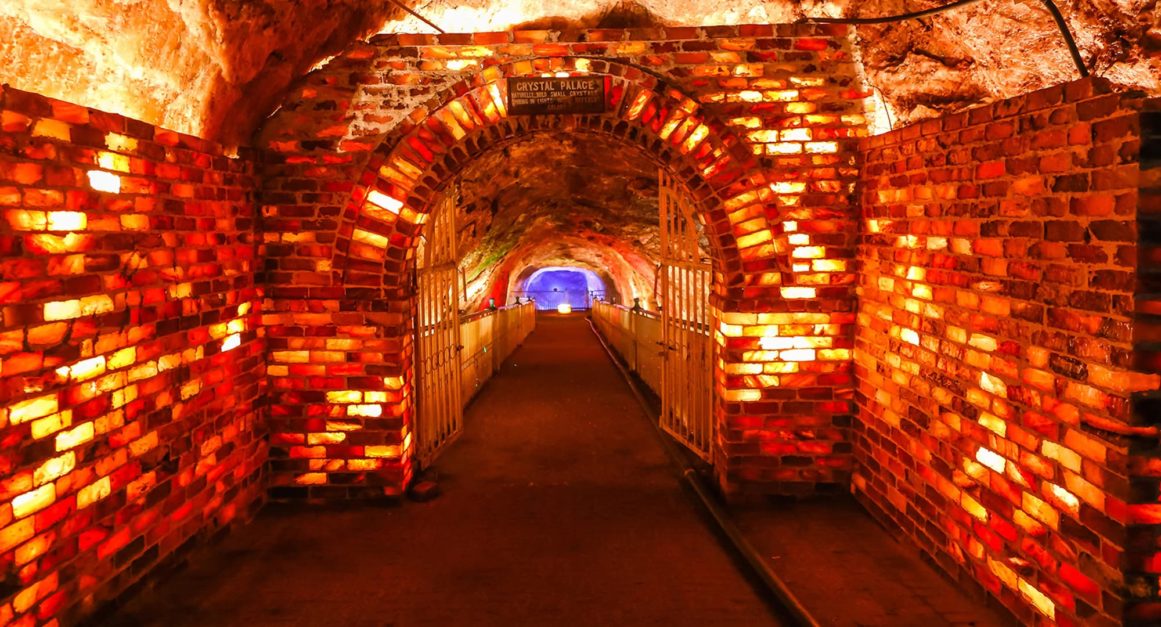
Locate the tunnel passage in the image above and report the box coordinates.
[260,41,868,508]
[1,7,1161,627]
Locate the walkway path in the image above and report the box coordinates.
[108,314,782,626]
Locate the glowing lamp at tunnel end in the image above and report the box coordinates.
[557,304,572,314]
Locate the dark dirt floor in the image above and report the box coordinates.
[732,498,1018,627]
[106,315,784,627]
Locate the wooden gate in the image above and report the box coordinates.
[414,188,463,466]
[658,170,714,461]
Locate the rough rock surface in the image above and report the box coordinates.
[1,1,1157,144]
[455,134,664,310]
[0,0,399,145]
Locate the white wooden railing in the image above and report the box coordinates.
[591,301,663,396]
[459,302,536,406]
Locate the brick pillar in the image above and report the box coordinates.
[1125,100,1161,625]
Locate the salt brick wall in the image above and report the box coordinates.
[855,77,1161,625]
[257,25,871,499]
[1126,102,1161,625]
[0,86,265,624]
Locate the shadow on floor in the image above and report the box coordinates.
[105,316,782,627]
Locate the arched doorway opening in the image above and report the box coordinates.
[520,267,608,311]
[404,124,723,465]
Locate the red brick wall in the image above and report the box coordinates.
[257,25,870,498]
[856,77,1159,625]
[0,86,265,624]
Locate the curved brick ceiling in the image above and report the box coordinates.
[455,134,663,310]
[0,1,1157,146]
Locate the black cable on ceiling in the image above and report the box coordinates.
[387,0,445,34]
[797,0,1089,78]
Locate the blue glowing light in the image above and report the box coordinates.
[522,267,606,311]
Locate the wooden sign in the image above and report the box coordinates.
[507,76,606,115]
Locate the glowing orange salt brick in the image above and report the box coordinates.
[736,231,772,249]
[353,228,390,248]
[1022,492,1059,529]
[296,473,328,486]
[105,132,137,152]
[32,119,70,141]
[366,445,402,458]
[791,246,825,259]
[12,483,55,518]
[1018,579,1056,619]
[87,170,121,193]
[327,390,362,403]
[56,356,106,382]
[348,404,383,417]
[33,452,75,486]
[781,287,815,299]
[1048,482,1081,515]
[767,143,803,155]
[129,431,159,457]
[682,124,710,153]
[890,328,917,347]
[979,372,1007,396]
[221,334,242,352]
[780,349,816,362]
[818,348,850,360]
[16,533,52,566]
[723,389,761,402]
[0,519,35,553]
[180,380,202,400]
[813,259,846,272]
[780,128,812,142]
[31,409,71,439]
[6,209,46,230]
[96,151,130,173]
[366,189,403,215]
[13,572,58,614]
[1036,441,1077,472]
[961,492,988,521]
[962,459,989,482]
[975,447,1006,474]
[77,476,111,509]
[307,433,346,445]
[46,211,85,231]
[8,394,58,424]
[446,59,478,71]
[805,141,838,154]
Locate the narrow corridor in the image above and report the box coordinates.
[107,315,782,626]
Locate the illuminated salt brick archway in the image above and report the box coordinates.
[260,34,867,498]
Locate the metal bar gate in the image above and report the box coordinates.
[415,189,463,466]
[658,170,714,461]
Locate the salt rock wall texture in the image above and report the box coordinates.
[0,0,400,146]
[856,77,1161,625]
[258,24,868,498]
[0,86,265,625]
[1,0,1158,146]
